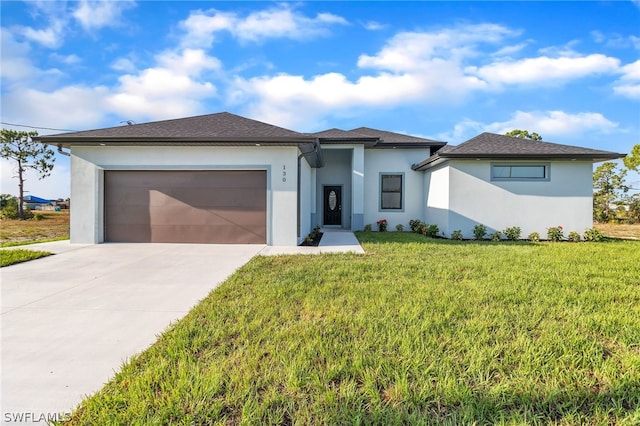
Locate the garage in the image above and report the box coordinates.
[105,170,267,244]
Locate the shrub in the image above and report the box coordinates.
[376,219,388,232]
[364,224,372,232]
[0,199,33,219]
[424,224,439,238]
[395,224,404,232]
[583,227,604,242]
[409,219,425,233]
[547,226,564,242]
[567,231,581,242]
[451,230,463,240]
[32,212,45,221]
[503,226,521,241]
[528,232,540,242]
[473,224,487,240]
[490,231,502,241]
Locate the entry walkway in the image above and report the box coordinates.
[258,228,365,255]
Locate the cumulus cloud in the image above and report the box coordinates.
[440,110,620,142]
[106,49,220,121]
[466,54,620,87]
[613,60,640,99]
[72,0,137,31]
[179,4,348,48]
[0,28,62,83]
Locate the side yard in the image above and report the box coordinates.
[60,234,640,425]
[0,210,70,246]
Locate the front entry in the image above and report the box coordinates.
[323,186,342,226]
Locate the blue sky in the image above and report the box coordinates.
[1,1,639,199]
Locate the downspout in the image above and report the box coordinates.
[297,138,321,239]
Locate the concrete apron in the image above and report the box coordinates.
[1,243,264,424]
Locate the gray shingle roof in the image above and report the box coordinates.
[350,127,445,146]
[35,112,308,143]
[412,132,624,170]
[310,128,375,139]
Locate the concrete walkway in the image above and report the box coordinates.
[258,228,365,255]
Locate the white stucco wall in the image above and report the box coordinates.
[70,145,300,245]
[427,159,594,239]
[363,149,428,230]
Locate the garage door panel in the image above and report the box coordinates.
[105,170,267,244]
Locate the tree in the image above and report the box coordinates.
[623,144,640,172]
[505,129,543,141]
[592,161,629,223]
[0,129,55,220]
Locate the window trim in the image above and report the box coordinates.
[490,163,550,182]
[379,172,405,212]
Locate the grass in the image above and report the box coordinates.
[0,248,52,267]
[0,210,70,245]
[62,233,640,425]
[594,223,640,240]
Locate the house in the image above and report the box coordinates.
[23,195,53,210]
[35,112,623,245]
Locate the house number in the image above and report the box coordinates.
[282,165,287,182]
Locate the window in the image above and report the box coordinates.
[491,164,549,181]
[380,173,403,210]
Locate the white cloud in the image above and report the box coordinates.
[357,24,519,72]
[0,28,63,83]
[3,85,111,130]
[362,21,387,31]
[179,4,348,48]
[72,0,136,31]
[613,60,640,99]
[466,54,620,87]
[491,43,528,57]
[50,53,82,65]
[111,57,137,73]
[106,49,220,121]
[441,110,620,142]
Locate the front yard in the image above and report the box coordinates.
[63,234,639,425]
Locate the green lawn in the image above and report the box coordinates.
[64,234,639,425]
[0,248,52,267]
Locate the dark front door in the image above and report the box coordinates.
[323,186,342,226]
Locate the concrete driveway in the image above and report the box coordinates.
[1,242,263,424]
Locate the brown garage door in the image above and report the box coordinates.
[105,170,266,244]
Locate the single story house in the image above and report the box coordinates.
[35,112,623,245]
[23,195,53,210]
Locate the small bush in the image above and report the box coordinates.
[32,212,45,221]
[503,226,521,241]
[395,224,404,232]
[424,224,439,238]
[363,224,372,232]
[409,219,425,233]
[473,224,487,240]
[490,231,502,241]
[567,231,581,242]
[376,219,388,232]
[547,226,564,242]
[583,227,604,242]
[528,232,540,242]
[451,230,463,240]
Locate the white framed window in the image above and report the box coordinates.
[380,173,404,210]
[491,164,550,181]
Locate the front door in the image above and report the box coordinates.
[323,186,342,226]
